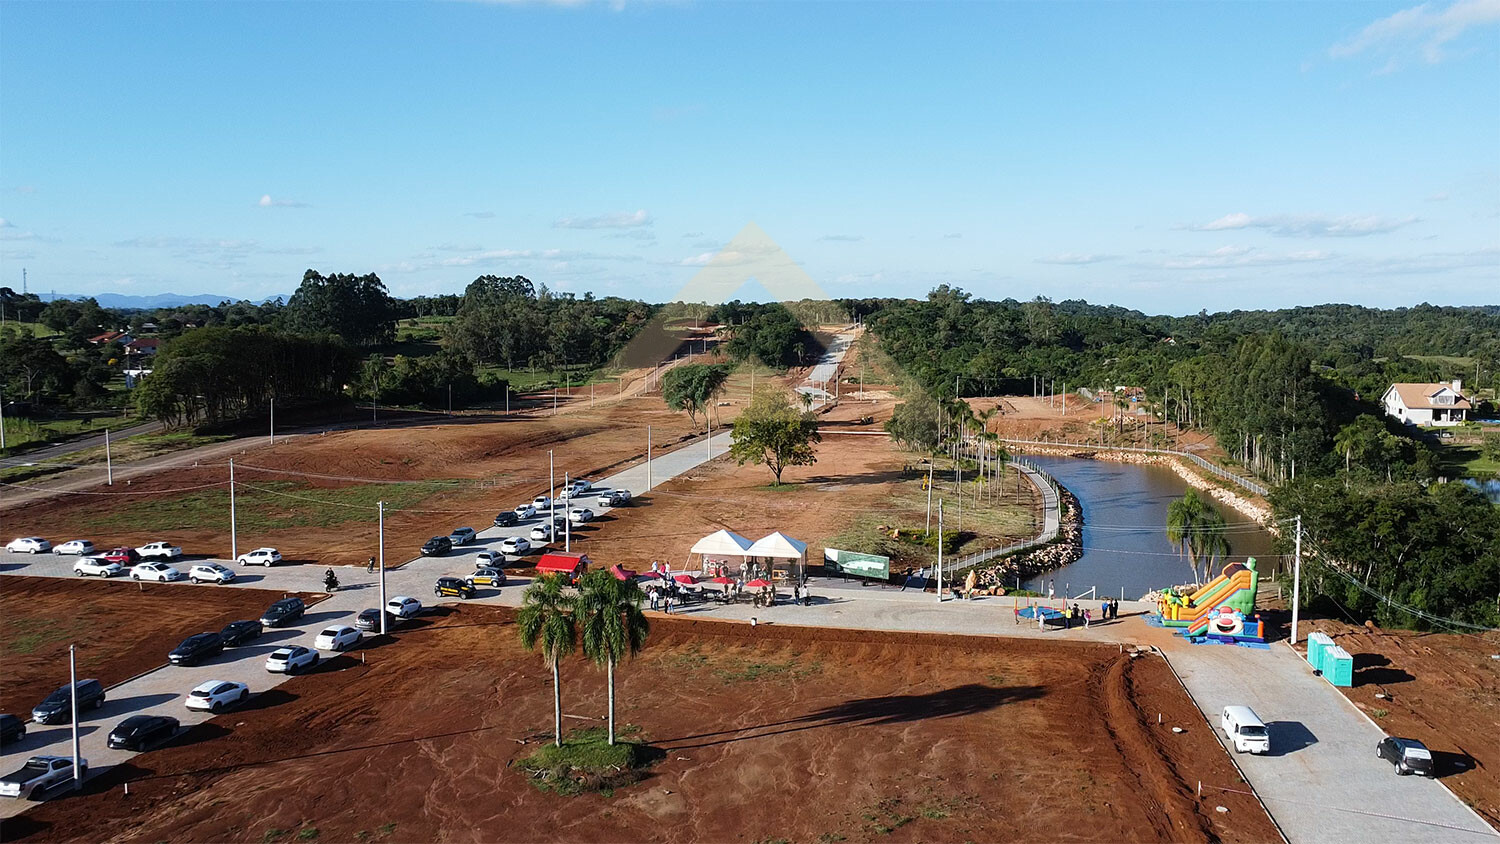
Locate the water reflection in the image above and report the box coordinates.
[1462,478,1500,504]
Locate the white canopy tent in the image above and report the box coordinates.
[747,531,809,582]
[690,529,753,574]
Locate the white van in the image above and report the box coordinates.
[1221,705,1270,754]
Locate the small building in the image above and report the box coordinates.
[534,552,591,584]
[1381,381,1470,427]
[88,330,131,346]
[123,337,160,357]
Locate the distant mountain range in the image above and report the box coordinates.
[49,292,285,309]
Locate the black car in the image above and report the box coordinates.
[0,714,24,744]
[219,619,263,646]
[107,715,180,751]
[434,576,476,599]
[260,597,306,628]
[356,608,399,632]
[32,679,105,725]
[1377,737,1436,777]
[493,511,519,527]
[421,536,453,556]
[169,632,224,666]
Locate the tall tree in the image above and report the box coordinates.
[1166,490,1208,584]
[576,570,650,746]
[517,575,577,747]
[284,270,397,346]
[729,385,822,484]
[660,363,731,430]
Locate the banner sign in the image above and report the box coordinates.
[823,548,891,579]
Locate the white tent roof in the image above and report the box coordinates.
[690,529,753,556]
[748,531,808,559]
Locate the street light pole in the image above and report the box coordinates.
[228,458,237,561]
[936,500,944,603]
[564,471,571,552]
[647,425,652,491]
[1291,515,1303,646]
[378,501,387,636]
[925,462,934,533]
[69,644,81,789]
[1,386,7,453]
[549,450,556,531]
[104,429,113,485]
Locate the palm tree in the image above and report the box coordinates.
[1165,490,1207,583]
[577,570,650,745]
[1194,508,1232,583]
[518,574,577,747]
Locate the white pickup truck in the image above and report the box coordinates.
[0,756,87,799]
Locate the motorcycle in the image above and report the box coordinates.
[324,573,340,592]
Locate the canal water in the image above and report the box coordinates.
[1021,456,1280,601]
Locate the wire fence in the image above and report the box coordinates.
[945,459,1062,573]
[994,438,1271,498]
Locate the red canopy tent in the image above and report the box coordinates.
[536,552,591,583]
[673,574,698,585]
[747,578,772,588]
[609,563,637,581]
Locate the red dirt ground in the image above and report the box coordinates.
[0,577,316,714]
[1296,617,1500,827]
[4,608,1278,844]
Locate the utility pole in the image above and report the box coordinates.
[647,425,652,490]
[925,462,934,532]
[448,383,452,416]
[549,450,556,531]
[707,413,713,459]
[0,386,6,453]
[564,471,571,552]
[229,459,237,561]
[378,501,387,636]
[1291,515,1303,646]
[70,644,81,790]
[505,385,510,413]
[936,500,944,602]
[269,397,275,445]
[104,429,113,485]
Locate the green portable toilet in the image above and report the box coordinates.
[1325,645,1354,687]
[1306,632,1333,673]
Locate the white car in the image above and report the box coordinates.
[136,541,183,560]
[188,563,236,584]
[185,680,249,712]
[529,524,554,542]
[265,646,320,674]
[6,537,51,554]
[531,495,552,510]
[131,562,183,582]
[475,550,502,568]
[73,557,123,578]
[596,489,631,508]
[386,596,422,619]
[513,503,537,519]
[448,527,477,546]
[504,535,534,553]
[236,548,282,567]
[568,507,595,524]
[53,540,96,556]
[313,625,361,651]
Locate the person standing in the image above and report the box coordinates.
[1047,579,1055,600]
[1038,606,1046,631]
[1083,608,1091,629]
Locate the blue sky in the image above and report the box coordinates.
[1,0,1496,313]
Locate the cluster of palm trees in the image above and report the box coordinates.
[945,402,1013,502]
[517,570,650,747]
[1165,489,1232,585]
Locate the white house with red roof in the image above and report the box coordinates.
[1381,380,1470,427]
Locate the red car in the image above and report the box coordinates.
[98,547,142,565]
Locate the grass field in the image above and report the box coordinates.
[1,412,136,451]
[0,430,232,482]
[0,320,61,338]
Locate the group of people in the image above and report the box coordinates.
[1017,598,1123,631]
[646,579,689,613]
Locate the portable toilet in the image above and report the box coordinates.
[1324,645,1355,687]
[1306,632,1333,673]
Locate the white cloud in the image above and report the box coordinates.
[0,218,13,228]
[819,234,863,242]
[1348,245,1500,274]
[1426,191,1451,202]
[1158,246,1335,270]
[942,232,963,239]
[257,194,309,208]
[677,252,716,267]
[1330,0,1500,66]
[1185,212,1418,237]
[553,209,652,229]
[13,186,36,194]
[1035,252,1118,265]
[432,243,485,252]
[681,231,704,238]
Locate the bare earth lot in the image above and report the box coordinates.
[0,577,310,714]
[4,606,1277,844]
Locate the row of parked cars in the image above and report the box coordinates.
[6,538,182,558]
[416,485,630,559]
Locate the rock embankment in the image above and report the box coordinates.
[975,484,1083,588]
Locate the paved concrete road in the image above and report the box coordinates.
[0,421,163,467]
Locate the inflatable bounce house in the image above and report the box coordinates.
[1155,558,1266,644]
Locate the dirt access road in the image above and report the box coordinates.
[5,606,1279,844]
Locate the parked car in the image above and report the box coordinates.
[313,625,361,651]
[107,715,179,751]
[474,550,503,568]
[528,524,554,542]
[356,608,398,632]
[98,547,142,566]
[386,595,422,618]
[131,562,183,582]
[568,507,595,524]
[448,527,477,546]
[514,503,537,519]
[493,510,519,527]
[5,537,51,554]
[260,596,306,628]
[169,632,224,666]
[265,645,320,674]
[531,495,552,511]
[73,557,123,578]
[0,714,25,744]
[504,535,534,554]
[467,567,507,588]
[185,680,248,712]
[421,536,453,556]
[188,563,236,584]
[1220,706,1271,754]
[236,548,282,567]
[53,540,96,556]
[596,489,631,507]
[0,756,86,799]
[219,619,263,646]
[32,679,105,725]
[1377,737,1436,777]
[135,541,183,560]
[434,576,476,599]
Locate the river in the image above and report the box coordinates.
[1021,456,1280,600]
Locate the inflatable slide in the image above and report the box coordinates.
[1157,558,1259,630]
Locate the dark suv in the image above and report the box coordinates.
[108,715,180,751]
[421,536,453,556]
[493,511,519,527]
[1377,737,1435,777]
[219,619,263,646]
[434,576,476,599]
[260,597,306,628]
[169,632,224,666]
[0,714,25,744]
[32,679,106,724]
